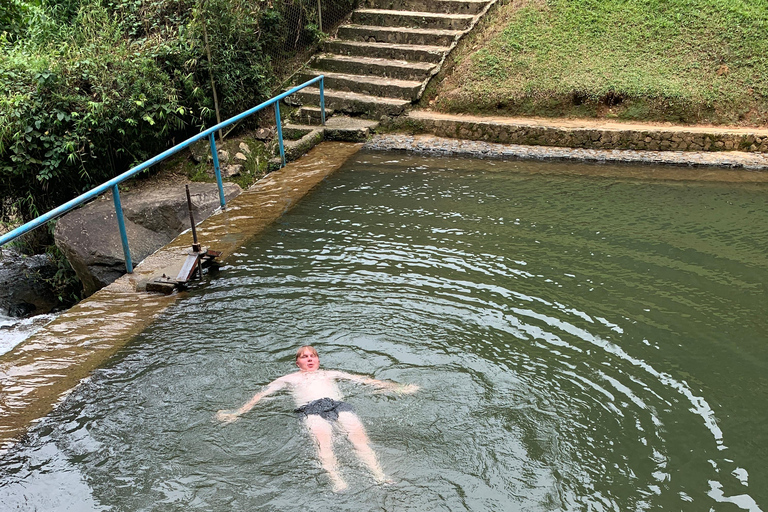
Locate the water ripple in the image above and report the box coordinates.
[2,153,766,511]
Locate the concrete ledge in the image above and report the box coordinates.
[406,111,768,153]
[0,142,363,451]
[365,133,768,171]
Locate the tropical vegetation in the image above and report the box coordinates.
[1,0,336,227]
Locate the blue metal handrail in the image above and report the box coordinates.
[0,76,325,273]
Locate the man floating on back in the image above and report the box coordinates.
[217,345,419,492]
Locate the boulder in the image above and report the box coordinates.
[0,248,60,317]
[253,128,274,141]
[55,182,241,296]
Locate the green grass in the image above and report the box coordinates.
[430,0,768,125]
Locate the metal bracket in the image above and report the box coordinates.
[145,249,221,295]
[146,184,222,294]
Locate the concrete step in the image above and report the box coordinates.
[310,54,437,81]
[324,40,449,63]
[282,123,315,140]
[337,24,462,46]
[351,9,474,31]
[362,0,490,15]
[324,116,379,142]
[298,71,422,101]
[279,126,324,162]
[292,87,411,118]
[293,106,335,126]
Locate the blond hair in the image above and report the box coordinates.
[295,345,318,360]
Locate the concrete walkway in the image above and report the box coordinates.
[366,132,768,172]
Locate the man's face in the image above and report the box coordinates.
[296,349,319,372]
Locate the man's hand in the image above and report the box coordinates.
[216,409,240,423]
[396,383,419,395]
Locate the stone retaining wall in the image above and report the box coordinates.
[406,114,768,153]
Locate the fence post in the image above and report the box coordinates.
[275,102,286,167]
[111,185,133,273]
[320,75,326,126]
[209,133,226,208]
[317,0,323,33]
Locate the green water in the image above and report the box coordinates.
[1,151,766,511]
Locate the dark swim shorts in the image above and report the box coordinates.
[294,397,354,421]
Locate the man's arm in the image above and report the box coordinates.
[332,370,419,394]
[216,377,288,423]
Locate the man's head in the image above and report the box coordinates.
[296,345,319,372]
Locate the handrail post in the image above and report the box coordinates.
[209,133,226,209]
[275,101,286,167]
[320,75,326,126]
[111,185,133,273]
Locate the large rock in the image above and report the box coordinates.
[0,248,59,317]
[55,182,241,296]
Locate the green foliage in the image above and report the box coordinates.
[1,0,29,41]
[44,244,83,305]
[1,5,186,223]
[228,138,272,190]
[434,0,768,125]
[185,0,272,118]
[1,0,348,227]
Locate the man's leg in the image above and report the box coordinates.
[304,415,347,492]
[337,411,389,483]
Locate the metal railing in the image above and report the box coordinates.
[0,76,326,273]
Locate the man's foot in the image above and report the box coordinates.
[331,476,349,493]
[374,473,395,486]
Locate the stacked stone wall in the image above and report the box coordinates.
[411,118,768,153]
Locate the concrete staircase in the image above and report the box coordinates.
[279,0,495,154]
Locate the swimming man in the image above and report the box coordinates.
[216,345,418,492]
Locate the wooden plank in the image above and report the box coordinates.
[176,253,200,282]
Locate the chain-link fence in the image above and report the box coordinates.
[262,0,359,86]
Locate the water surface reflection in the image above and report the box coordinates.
[1,152,766,511]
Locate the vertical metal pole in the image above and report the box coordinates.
[320,75,326,126]
[275,102,286,167]
[209,133,226,208]
[112,185,133,273]
[185,185,201,253]
[317,0,323,33]
[202,10,223,142]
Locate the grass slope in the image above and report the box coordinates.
[429,0,768,126]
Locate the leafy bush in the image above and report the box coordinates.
[1,5,187,224]
[1,0,29,42]
[1,0,348,226]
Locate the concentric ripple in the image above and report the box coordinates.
[1,152,766,511]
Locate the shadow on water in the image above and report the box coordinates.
[1,151,767,511]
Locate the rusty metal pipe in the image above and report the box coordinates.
[186,185,202,253]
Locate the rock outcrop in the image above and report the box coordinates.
[55,182,241,296]
[0,248,60,317]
